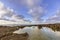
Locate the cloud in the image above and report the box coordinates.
[25,0,46,22]
[0,1,31,25]
[8,0,44,23]
[45,9,60,23]
[12,14,24,19]
[11,14,25,22]
[28,6,45,22]
[0,2,14,19]
[1,0,46,23]
[19,0,42,8]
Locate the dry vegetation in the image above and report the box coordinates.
[38,23,60,31]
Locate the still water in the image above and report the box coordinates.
[13,26,60,40]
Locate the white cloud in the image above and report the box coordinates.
[0,1,31,25]
[0,0,46,23]
[45,9,60,23]
[28,6,45,22]
[11,14,25,22]
[24,0,46,23]
[23,0,45,23]
[19,0,42,8]
[0,0,49,24]
[4,0,41,8]
[0,2,14,19]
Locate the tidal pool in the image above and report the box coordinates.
[13,26,60,40]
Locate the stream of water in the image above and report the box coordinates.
[13,26,60,40]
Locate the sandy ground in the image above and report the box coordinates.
[0,26,28,40]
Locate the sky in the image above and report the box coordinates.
[0,0,60,24]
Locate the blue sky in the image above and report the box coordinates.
[0,0,60,24]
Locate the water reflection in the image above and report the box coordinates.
[13,26,60,40]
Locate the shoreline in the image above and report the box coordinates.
[0,26,28,40]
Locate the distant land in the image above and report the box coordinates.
[0,23,60,31]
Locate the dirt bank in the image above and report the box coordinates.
[0,26,28,40]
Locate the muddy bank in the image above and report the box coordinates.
[0,26,28,40]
